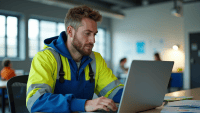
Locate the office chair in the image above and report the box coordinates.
[7,75,29,113]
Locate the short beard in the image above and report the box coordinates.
[72,34,93,56]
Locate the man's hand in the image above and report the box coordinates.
[85,96,118,112]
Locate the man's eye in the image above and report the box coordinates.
[85,33,90,36]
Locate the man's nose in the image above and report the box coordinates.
[89,35,95,44]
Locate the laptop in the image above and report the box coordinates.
[82,60,174,113]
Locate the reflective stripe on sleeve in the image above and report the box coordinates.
[108,86,124,99]
[26,84,52,112]
[27,84,52,96]
[98,80,121,97]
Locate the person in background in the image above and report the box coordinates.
[154,52,162,61]
[26,5,123,113]
[116,58,128,81]
[1,59,16,81]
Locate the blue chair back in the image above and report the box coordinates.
[170,73,183,88]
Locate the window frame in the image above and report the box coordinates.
[0,13,20,59]
[93,27,107,59]
[28,17,65,58]
[28,17,110,61]
[96,27,111,62]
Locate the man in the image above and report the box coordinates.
[26,5,124,112]
[1,59,16,81]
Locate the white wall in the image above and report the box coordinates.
[112,2,185,74]
[183,2,200,89]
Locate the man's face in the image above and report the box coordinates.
[71,18,98,56]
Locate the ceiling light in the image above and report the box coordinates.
[171,0,183,17]
[171,6,182,17]
[173,45,179,50]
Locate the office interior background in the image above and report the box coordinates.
[0,0,200,91]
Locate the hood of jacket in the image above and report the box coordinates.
[43,31,90,61]
[44,31,73,59]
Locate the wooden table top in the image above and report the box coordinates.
[141,87,200,113]
[165,87,200,100]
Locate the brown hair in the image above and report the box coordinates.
[120,57,127,63]
[2,59,11,67]
[154,53,161,61]
[64,5,102,31]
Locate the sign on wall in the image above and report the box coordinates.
[136,41,145,54]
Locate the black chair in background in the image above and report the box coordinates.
[7,75,29,113]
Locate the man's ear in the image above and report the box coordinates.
[67,26,75,38]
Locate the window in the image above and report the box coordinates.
[28,19,65,58]
[0,14,19,58]
[93,28,106,58]
[28,19,107,59]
